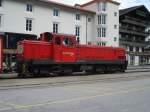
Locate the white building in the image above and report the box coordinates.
[0,0,95,45]
[81,0,120,47]
[0,0,119,67]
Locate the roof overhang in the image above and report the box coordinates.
[81,0,120,7]
[38,0,96,14]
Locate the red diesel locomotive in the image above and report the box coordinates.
[17,32,128,77]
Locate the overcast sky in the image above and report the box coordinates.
[50,0,150,10]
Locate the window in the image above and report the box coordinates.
[53,23,58,33]
[97,27,106,38]
[130,55,135,65]
[98,14,106,24]
[76,14,80,20]
[98,15,101,24]
[97,28,101,37]
[55,36,60,45]
[119,34,121,39]
[75,26,80,42]
[142,47,145,52]
[114,12,117,16]
[0,0,2,7]
[114,37,117,41]
[88,18,91,22]
[102,2,107,11]
[114,25,117,29]
[97,42,106,46]
[62,38,73,46]
[75,26,80,37]
[136,47,139,52]
[102,28,106,37]
[119,23,122,27]
[26,4,33,12]
[98,2,107,11]
[43,32,53,42]
[53,9,59,17]
[129,46,133,52]
[0,16,1,27]
[26,18,32,31]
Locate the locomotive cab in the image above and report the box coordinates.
[40,32,77,63]
[40,32,53,42]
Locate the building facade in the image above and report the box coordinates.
[81,0,120,47]
[119,5,150,66]
[0,0,119,69]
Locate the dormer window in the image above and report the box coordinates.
[76,14,80,21]
[102,2,107,11]
[26,4,33,12]
[98,2,107,12]
[53,8,59,17]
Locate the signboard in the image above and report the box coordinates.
[0,37,3,72]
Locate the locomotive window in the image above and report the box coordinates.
[62,38,73,46]
[69,39,74,46]
[47,33,53,42]
[62,38,68,46]
[55,36,60,45]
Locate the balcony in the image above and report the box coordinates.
[120,26,148,37]
[122,16,150,27]
[119,38,146,47]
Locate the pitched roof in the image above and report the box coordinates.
[119,5,149,16]
[38,0,96,14]
[81,0,120,7]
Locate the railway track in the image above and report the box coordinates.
[0,68,150,90]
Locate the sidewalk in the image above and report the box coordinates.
[0,73,18,79]
[127,65,150,70]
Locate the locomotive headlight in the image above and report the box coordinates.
[17,44,23,54]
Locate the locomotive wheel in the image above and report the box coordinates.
[18,63,29,78]
[56,70,73,76]
[120,69,125,73]
[120,66,125,73]
[18,73,26,78]
[85,69,96,74]
[52,66,73,76]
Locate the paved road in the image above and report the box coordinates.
[0,72,150,112]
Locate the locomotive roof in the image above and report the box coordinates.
[78,45,125,50]
[20,40,52,45]
[43,32,76,37]
[55,33,76,37]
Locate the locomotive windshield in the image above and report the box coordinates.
[45,32,53,42]
[40,32,53,42]
[55,36,61,45]
[62,37,74,46]
[40,32,77,47]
